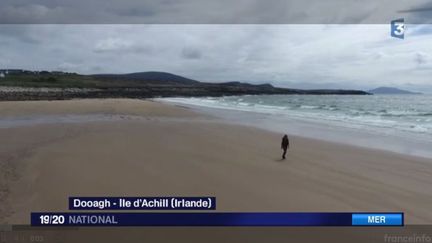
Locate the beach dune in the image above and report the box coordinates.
[1,99,432,224]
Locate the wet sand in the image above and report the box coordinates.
[1,99,432,224]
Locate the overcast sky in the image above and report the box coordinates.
[1,0,432,24]
[0,24,431,92]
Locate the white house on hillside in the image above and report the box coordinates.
[0,72,5,78]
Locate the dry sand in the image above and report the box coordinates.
[0,99,431,225]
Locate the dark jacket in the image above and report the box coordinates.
[281,135,289,150]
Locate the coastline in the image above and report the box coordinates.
[1,99,432,224]
[158,97,432,159]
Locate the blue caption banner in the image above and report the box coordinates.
[352,213,403,226]
[31,212,404,227]
[69,197,216,210]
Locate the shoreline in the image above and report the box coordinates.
[157,98,432,159]
[1,99,432,224]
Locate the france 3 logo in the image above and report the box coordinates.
[391,18,405,39]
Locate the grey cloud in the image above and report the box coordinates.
[89,65,104,72]
[181,47,202,59]
[0,25,41,44]
[1,24,432,92]
[398,2,432,24]
[93,38,154,54]
[114,7,156,18]
[0,0,431,24]
[410,25,432,37]
[0,4,65,24]
[414,52,427,65]
[0,57,11,66]
[398,5,432,13]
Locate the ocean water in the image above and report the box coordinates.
[160,95,432,158]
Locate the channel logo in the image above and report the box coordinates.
[391,18,405,39]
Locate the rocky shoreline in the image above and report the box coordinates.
[0,71,369,101]
[0,85,369,101]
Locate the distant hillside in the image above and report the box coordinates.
[92,72,200,85]
[368,87,422,95]
[0,69,370,101]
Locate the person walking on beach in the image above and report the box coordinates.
[281,134,289,159]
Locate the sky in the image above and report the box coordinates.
[0,24,431,92]
[1,0,432,24]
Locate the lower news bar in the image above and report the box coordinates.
[31,212,404,227]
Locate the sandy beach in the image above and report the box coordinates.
[1,98,432,225]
